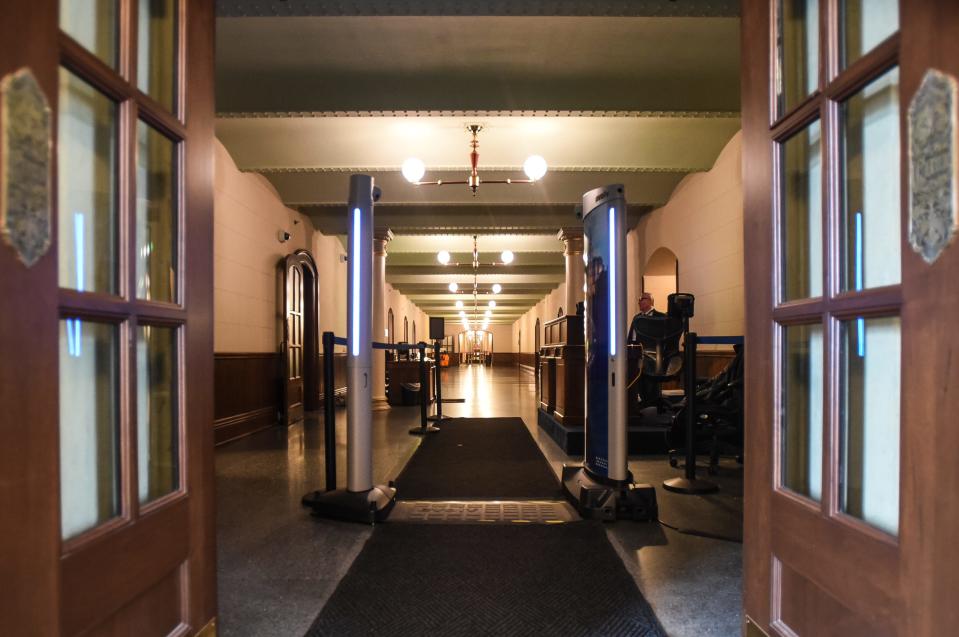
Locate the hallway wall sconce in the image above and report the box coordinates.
[403,125,547,195]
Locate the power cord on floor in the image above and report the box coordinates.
[656,518,743,544]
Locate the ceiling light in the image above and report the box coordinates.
[485,309,492,317]
[406,125,546,195]
[448,282,458,293]
[500,250,514,264]
[455,300,464,309]
[437,250,451,265]
[488,300,496,308]
[491,283,502,294]
[523,155,548,181]
[402,157,425,183]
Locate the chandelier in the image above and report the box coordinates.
[438,235,510,331]
[402,125,547,196]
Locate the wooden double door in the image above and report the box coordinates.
[742,1,959,635]
[0,1,216,634]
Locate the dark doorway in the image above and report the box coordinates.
[281,250,319,425]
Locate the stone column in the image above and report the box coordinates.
[372,228,393,411]
[558,227,584,317]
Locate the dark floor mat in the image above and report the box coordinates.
[396,417,561,499]
[307,523,666,637]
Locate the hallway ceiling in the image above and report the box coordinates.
[214,3,741,326]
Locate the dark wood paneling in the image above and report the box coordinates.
[214,353,281,444]
[214,351,348,445]
[61,499,189,636]
[85,567,182,637]
[516,352,536,369]
[492,352,519,366]
[0,0,61,633]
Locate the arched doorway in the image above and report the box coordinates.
[534,318,541,384]
[643,247,679,314]
[280,249,319,425]
[387,308,394,343]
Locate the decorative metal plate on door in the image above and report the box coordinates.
[0,68,51,267]
[908,69,958,265]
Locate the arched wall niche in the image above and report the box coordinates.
[642,246,679,313]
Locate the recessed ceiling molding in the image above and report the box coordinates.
[216,110,742,119]
[216,0,740,18]
[246,166,702,175]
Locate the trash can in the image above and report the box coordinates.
[400,382,421,406]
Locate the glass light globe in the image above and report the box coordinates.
[448,282,458,293]
[437,250,451,265]
[455,300,464,309]
[491,283,502,294]
[500,250,514,264]
[402,157,425,183]
[523,155,548,181]
[484,309,492,317]
[488,300,496,308]
[459,310,466,317]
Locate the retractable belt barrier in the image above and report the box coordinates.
[321,331,430,491]
[664,334,743,494]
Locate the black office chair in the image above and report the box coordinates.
[626,315,685,415]
[668,345,745,474]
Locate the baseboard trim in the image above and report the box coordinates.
[214,406,277,446]
[518,364,536,374]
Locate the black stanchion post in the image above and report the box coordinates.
[427,340,450,422]
[323,331,336,492]
[663,331,718,494]
[410,342,440,435]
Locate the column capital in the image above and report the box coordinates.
[373,227,393,255]
[557,227,584,254]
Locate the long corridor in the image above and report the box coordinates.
[216,365,742,636]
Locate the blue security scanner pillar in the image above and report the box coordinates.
[561,184,657,521]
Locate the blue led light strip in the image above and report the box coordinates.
[855,211,864,357]
[609,206,616,357]
[351,207,361,357]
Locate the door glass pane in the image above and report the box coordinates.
[781,323,823,501]
[136,121,177,302]
[59,319,120,539]
[840,316,900,535]
[137,325,179,504]
[840,0,898,68]
[777,0,819,115]
[58,68,118,295]
[780,120,823,301]
[60,0,119,68]
[137,0,178,111]
[840,67,901,291]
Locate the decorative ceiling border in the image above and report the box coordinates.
[245,165,702,175]
[216,109,741,119]
[216,0,740,18]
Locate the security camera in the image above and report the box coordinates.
[278,230,292,243]
[372,186,383,202]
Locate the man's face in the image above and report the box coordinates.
[639,295,653,313]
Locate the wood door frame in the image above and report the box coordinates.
[281,249,319,424]
[742,1,959,634]
[0,1,215,633]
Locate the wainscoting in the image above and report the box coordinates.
[517,352,536,373]
[491,352,519,366]
[214,352,347,446]
[214,353,281,445]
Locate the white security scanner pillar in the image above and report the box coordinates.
[561,184,657,521]
[303,175,396,523]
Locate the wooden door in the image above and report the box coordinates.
[742,1,959,634]
[281,250,318,424]
[0,1,216,634]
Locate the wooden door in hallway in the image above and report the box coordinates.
[742,0,959,634]
[0,1,216,634]
[281,249,319,425]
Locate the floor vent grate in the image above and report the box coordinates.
[391,500,578,524]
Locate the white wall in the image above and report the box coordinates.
[631,131,744,339]
[512,284,566,354]
[512,131,744,346]
[214,139,427,352]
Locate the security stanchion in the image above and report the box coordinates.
[663,332,719,494]
[410,342,440,435]
[427,340,451,423]
[302,331,341,505]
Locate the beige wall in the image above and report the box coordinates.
[512,284,566,354]
[215,139,428,353]
[633,131,744,339]
[512,130,744,347]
